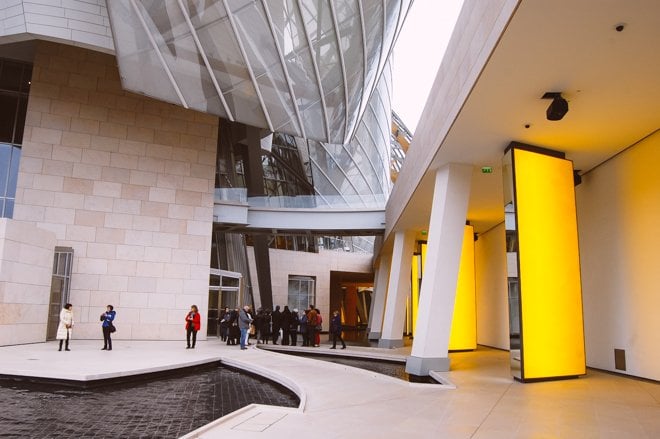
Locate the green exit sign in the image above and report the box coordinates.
[481,166,493,174]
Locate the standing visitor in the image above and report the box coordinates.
[227,308,240,345]
[100,305,116,351]
[307,306,318,347]
[271,305,282,344]
[185,305,201,349]
[238,305,253,350]
[314,308,323,347]
[329,310,346,349]
[290,308,300,346]
[300,309,308,346]
[56,303,74,351]
[281,305,292,345]
[219,307,230,341]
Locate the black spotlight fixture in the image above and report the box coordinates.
[542,92,569,121]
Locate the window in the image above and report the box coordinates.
[0,58,32,218]
[288,275,315,311]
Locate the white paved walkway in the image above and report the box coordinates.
[0,340,658,438]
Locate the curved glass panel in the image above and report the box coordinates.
[107,0,412,143]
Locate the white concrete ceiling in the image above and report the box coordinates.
[390,0,660,238]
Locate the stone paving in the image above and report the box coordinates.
[0,365,297,439]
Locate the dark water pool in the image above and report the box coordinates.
[0,365,298,438]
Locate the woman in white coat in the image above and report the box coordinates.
[57,303,74,351]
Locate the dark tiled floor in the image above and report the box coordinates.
[0,366,298,438]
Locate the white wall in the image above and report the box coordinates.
[0,219,56,345]
[474,222,509,350]
[576,131,660,381]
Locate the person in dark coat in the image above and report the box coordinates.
[300,310,308,346]
[290,308,300,346]
[271,305,282,344]
[227,309,240,345]
[329,310,346,349]
[258,309,271,344]
[100,305,116,351]
[281,306,292,345]
[218,307,230,341]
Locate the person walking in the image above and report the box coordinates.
[329,310,346,349]
[56,303,74,351]
[185,305,201,349]
[100,305,116,351]
[238,305,253,350]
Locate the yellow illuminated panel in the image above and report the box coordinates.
[411,253,419,333]
[449,225,477,350]
[513,148,585,379]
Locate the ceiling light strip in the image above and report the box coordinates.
[176,0,234,121]
[222,0,274,132]
[129,0,188,108]
[261,0,307,139]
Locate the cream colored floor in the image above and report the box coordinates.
[0,340,658,438]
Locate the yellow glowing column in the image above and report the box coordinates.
[504,145,585,382]
[448,225,476,350]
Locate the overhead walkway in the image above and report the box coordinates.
[213,189,386,235]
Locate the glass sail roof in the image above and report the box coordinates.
[106,0,412,144]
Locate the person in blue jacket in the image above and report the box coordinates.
[329,310,346,349]
[100,304,116,351]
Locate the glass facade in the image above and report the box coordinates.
[106,0,412,144]
[0,58,31,218]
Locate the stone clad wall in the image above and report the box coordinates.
[14,41,218,340]
[0,218,56,345]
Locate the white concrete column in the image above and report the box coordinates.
[378,231,415,348]
[368,252,392,340]
[406,164,472,375]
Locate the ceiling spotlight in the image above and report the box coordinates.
[542,92,568,121]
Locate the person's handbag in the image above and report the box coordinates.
[109,323,117,333]
[249,324,256,335]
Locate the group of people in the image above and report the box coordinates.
[56,304,116,351]
[57,302,347,352]
[219,304,346,349]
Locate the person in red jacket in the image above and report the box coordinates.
[185,305,201,349]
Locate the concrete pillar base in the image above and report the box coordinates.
[405,355,450,375]
[378,338,404,349]
[368,331,381,340]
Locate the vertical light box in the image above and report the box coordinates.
[503,144,585,382]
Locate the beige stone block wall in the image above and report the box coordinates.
[0,218,57,345]
[14,42,217,341]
